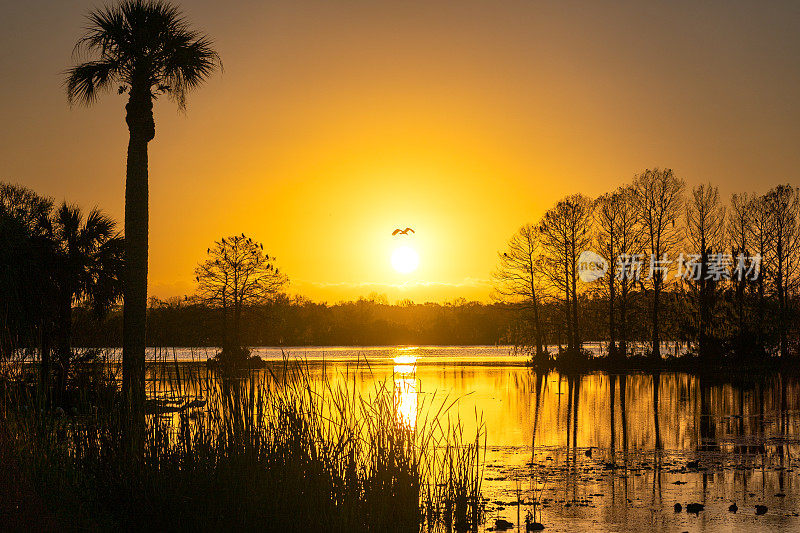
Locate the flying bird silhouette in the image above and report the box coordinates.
[392,228,415,236]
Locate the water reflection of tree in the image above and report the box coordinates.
[652,371,663,450]
[698,378,719,452]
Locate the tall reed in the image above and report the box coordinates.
[1,357,484,531]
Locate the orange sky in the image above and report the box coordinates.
[2,1,800,302]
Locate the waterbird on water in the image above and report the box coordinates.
[686,503,704,514]
[392,227,415,235]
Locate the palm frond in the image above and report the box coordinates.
[54,202,82,246]
[74,5,128,59]
[161,34,222,109]
[67,0,220,109]
[80,208,117,249]
[66,60,121,105]
[88,235,125,318]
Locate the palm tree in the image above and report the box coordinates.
[66,0,220,449]
[50,203,123,402]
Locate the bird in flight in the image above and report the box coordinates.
[392,227,415,236]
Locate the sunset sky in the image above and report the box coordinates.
[2,1,800,302]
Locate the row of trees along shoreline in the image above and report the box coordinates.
[495,169,800,368]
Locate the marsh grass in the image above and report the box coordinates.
[1,356,485,531]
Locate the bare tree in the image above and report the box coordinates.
[683,183,726,359]
[594,185,643,357]
[539,203,572,351]
[764,185,800,357]
[195,234,287,363]
[728,192,753,349]
[613,185,644,357]
[633,168,685,359]
[494,224,545,358]
[539,194,593,353]
[748,193,773,352]
[594,191,623,356]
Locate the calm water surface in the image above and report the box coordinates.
[150,345,800,532]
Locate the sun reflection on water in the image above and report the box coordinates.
[393,348,418,428]
[393,346,419,366]
[393,376,417,429]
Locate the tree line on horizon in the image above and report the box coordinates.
[495,168,800,364]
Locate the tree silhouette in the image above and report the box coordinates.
[0,183,54,368]
[493,224,546,359]
[49,203,123,401]
[683,183,725,360]
[728,192,754,353]
[633,168,684,359]
[748,193,773,353]
[611,185,643,357]
[538,194,593,353]
[764,185,800,357]
[195,235,287,365]
[66,0,221,451]
[594,186,643,358]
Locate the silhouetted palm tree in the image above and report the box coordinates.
[49,203,123,401]
[66,0,220,449]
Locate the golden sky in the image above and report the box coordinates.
[2,1,800,302]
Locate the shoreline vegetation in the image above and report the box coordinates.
[525,348,800,378]
[52,344,800,378]
[1,358,485,531]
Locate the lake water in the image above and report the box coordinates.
[144,342,687,363]
[149,345,800,532]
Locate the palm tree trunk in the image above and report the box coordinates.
[122,85,154,456]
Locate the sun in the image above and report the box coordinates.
[391,246,419,274]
